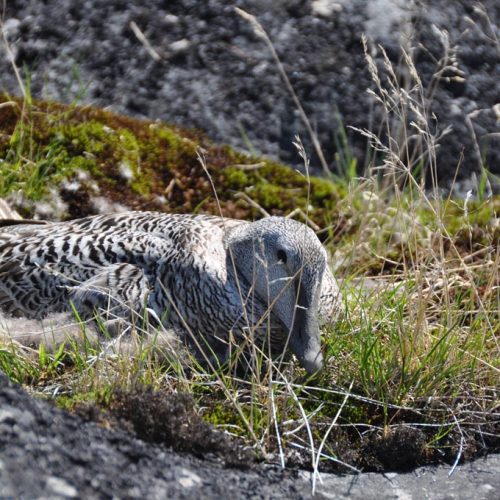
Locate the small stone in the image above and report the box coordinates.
[311,0,343,17]
[177,468,202,488]
[45,476,78,498]
[2,18,21,38]
[164,14,179,25]
[118,161,134,181]
[169,39,190,53]
[0,408,16,424]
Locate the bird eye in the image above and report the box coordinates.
[277,249,287,264]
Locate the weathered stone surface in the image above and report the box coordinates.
[308,455,500,499]
[1,1,498,191]
[0,373,310,498]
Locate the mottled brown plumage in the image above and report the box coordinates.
[0,211,342,373]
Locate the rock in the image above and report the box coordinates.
[0,372,311,498]
[1,1,497,191]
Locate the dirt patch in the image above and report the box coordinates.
[365,426,428,471]
[107,389,255,467]
[70,384,499,474]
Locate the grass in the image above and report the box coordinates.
[0,6,499,483]
[0,123,497,474]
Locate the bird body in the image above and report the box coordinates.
[0,211,342,373]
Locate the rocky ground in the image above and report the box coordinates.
[1,373,499,499]
[0,373,309,498]
[1,0,499,192]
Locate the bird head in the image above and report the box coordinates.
[226,217,327,374]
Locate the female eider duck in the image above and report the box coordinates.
[0,211,342,374]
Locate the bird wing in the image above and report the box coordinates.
[0,212,241,321]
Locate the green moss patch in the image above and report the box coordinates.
[0,94,341,223]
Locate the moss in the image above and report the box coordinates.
[56,387,112,412]
[0,93,343,226]
[222,166,250,190]
[0,92,497,273]
[415,198,500,236]
[203,402,243,429]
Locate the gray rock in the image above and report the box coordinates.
[0,372,312,499]
[1,1,498,191]
[308,455,500,499]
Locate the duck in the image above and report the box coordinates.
[0,211,342,374]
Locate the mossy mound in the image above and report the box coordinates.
[0,94,342,224]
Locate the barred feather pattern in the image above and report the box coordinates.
[0,211,342,372]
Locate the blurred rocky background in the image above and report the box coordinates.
[1,0,499,192]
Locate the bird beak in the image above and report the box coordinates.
[289,281,323,375]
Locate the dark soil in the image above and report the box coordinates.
[73,383,500,475]
[273,402,499,473]
[106,389,255,467]
[1,0,499,192]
